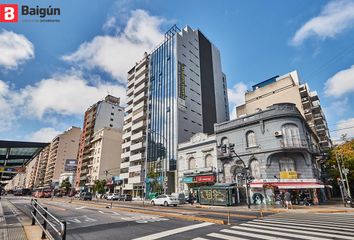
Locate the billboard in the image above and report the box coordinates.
[64,159,77,172]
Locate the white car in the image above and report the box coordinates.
[151,195,179,207]
[107,193,119,200]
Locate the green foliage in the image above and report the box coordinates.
[60,177,71,193]
[93,179,107,194]
[325,139,354,194]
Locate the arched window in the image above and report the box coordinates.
[246,131,257,148]
[282,124,300,147]
[221,137,229,146]
[188,157,196,170]
[205,154,213,168]
[250,159,261,179]
[279,157,295,172]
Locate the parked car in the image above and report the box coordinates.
[79,192,92,201]
[151,195,179,207]
[171,193,186,204]
[107,193,120,200]
[118,194,132,201]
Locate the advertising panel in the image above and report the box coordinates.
[64,159,77,172]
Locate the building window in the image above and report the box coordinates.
[250,159,261,179]
[110,118,114,121]
[279,157,295,172]
[282,123,300,147]
[205,154,213,168]
[188,157,196,170]
[246,131,257,148]
[110,124,113,127]
[111,113,114,116]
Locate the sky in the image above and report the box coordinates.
[0,0,354,143]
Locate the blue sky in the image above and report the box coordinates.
[0,0,354,143]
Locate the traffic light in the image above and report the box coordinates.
[229,143,235,153]
[221,144,227,153]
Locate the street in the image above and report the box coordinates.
[4,196,354,240]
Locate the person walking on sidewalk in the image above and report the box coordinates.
[284,191,292,209]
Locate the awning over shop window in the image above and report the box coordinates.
[250,181,325,189]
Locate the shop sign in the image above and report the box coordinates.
[279,171,297,179]
[196,175,215,183]
[0,167,25,173]
[183,177,194,183]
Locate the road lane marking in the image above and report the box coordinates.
[229,226,331,240]
[75,206,86,210]
[208,233,251,240]
[132,222,214,240]
[192,238,209,240]
[239,223,354,240]
[221,229,291,240]
[250,220,354,234]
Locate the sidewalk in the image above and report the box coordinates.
[0,198,28,240]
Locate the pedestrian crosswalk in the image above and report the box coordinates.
[192,213,354,240]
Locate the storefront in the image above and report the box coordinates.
[249,179,326,205]
[182,174,216,193]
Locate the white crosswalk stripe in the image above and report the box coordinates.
[193,212,354,240]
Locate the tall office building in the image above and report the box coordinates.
[75,95,124,188]
[121,26,229,197]
[236,71,331,150]
[43,127,81,187]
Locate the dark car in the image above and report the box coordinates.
[79,192,92,201]
[118,194,132,201]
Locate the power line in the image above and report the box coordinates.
[330,126,354,132]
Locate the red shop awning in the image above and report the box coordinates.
[250,181,325,189]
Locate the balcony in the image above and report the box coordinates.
[122,141,131,149]
[135,63,148,79]
[280,139,307,149]
[122,131,131,140]
[134,82,146,95]
[120,161,130,169]
[130,152,144,162]
[126,94,134,105]
[133,100,145,112]
[131,121,146,131]
[316,124,326,132]
[121,151,130,158]
[129,175,142,184]
[124,121,132,130]
[131,131,144,141]
[130,142,145,151]
[120,172,129,179]
[125,104,133,113]
[127,86,134,96]
[134,90,147,103]
[129,164,142,172]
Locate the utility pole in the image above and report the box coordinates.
[340,153,351,199]
[336,152,346,206]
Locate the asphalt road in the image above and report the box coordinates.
[6,196,232,240]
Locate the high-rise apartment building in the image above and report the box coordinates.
[87,127,123,190]
[43,127,81,187]
[75,95,124,188]
[121,54,149,197]
[33,145,50,187]
[121,26,230,197]
[236,71,331,150]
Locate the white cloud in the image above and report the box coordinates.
[20,71,127,118]
[0,80,16,131]
[332,118,354,143]
[227,82,248,119]
[291,0,354,45]
[324,65,354,97]
[27,127,61,142]
[63,9,165,82]
[0,29,34,69]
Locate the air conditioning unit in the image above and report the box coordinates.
[274,131,283,137]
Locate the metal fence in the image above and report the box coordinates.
[30,199,66,240]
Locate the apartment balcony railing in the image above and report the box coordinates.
[280,138,307,148]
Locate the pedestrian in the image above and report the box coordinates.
[284,191,292,209]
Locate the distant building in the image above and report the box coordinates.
[215,103,326,205]
[44,127,81,188]
[33,145,50,188]
[59,172,75,187]
[87,127,123,192]
[236,71,331,151]
[177,133,218,194]
[75,95,124,188]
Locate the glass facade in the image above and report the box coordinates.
[147,32,178,183]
